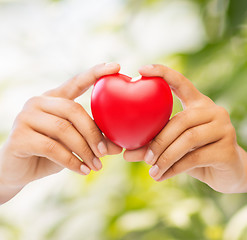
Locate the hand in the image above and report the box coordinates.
[124,64,247,193]
[0,63,122,202]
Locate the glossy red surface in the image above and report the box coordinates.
[91,73,173,150]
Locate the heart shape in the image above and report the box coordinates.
[91,73,173,150]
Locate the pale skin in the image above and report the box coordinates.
[124,64,247,194]
[0,63,122,204]
[1,63,247,205]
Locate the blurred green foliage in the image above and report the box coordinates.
[1,0,247,239]
[99,0,247,239]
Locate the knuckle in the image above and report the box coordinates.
[24,96,41,108]
[65,154,77,169]
[226,125,236,141]
[181,110,191,123]
[44,139,57,154]
[9,127,28,148]
[91,64,103,78]
[185,129,196,142]
[159,154,169,166]
[73,76,85,93]
[88,124,101,139]
[152,137,166,149]
[15,112,29,125]
[55,118,72,133]
[171,113,181,124]
[174,110,191,125]
[173,111,185,122]
[81,144,93,159]
[69,101,83,115]
[198,95,214,106]
[217,106,230,120]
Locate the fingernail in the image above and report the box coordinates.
[105,62,117,68]
[144,149,154,164]
[149,165,159,177]
[80,165,91,175]
[93,157,102,170]
[145,64,155,69]
[97,141,107,156]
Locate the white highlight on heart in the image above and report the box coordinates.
[131,76,142,82]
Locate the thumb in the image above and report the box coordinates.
[139,64,202,107]
[44,63,120,100]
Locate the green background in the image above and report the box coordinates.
[0,0,247,239]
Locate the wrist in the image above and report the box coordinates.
[233,146,247,193]
[0,146,25,204]
[0,180,24,204]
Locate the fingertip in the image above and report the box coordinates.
[105,62,120,70]
[149,164,159,178]
[138,64,166,77]
[105,137,123,155]
[144,149,155,165]
[93,62,121,80]
[123,150,143,162]
[138,64,154,75]
[93,157,103,171]
[156,178,163,182]
[123,150,133,161]
[123,150,131,161]
[97,141,108,157]
[80,164,91,175]
[123,146,147,162]
[91,62,119,76]
[138,64,200,106]
[104,62,121,75]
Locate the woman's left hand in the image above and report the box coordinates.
[124,64,247,194]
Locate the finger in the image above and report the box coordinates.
[157,145,213,182]
[144,107,215,165]
[29,132,92,175]
[34,157,64,178]
[123,146,147,162]
[37,96,108,158]
[44,62,120,100]
[139,64,203,106]
[26,111,102,172]
[105,137,123,155]
[149,121,224,180]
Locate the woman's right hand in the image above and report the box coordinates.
[0,63,122,196]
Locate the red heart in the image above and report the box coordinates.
[91,73,173,150]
